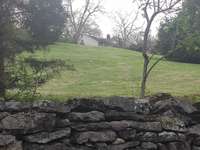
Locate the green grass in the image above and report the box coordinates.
[22,42,200,100]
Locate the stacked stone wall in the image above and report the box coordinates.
[0,94,200,150]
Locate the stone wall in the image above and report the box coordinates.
[0,94,200,150]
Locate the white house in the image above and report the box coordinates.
[78,34,116,47]
[78,35,99,47]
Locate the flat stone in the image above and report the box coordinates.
[176,101,197,114]
[141,142,157,150]
[152,97,197,115]
[133,99,151,114]
[67,99,114,112]
[105,111,158,121]
[149,93,173,102]
[134,147,148,150]
[104,97,150,113]
[74,131,117,144]
[160,116,187,132]
[71,122,111,131]
[188,124,200,136]
[0,134,22,150]
[109,141,140,150]
[23,143,67,150]
[165,142,190,150]
[68,111,105,122]
[193,146,200,150]
[5,141,22,150]
[194,137,200,146]
[177,133,186,141]
[118,128,136,140]
[0,101,72,114]
[24,128,71,144]
[0,134,16,146]
[140,132,158,142]
[68,97,150,114]
[32,101,71,114]
[94,143,108,150]
[188,111,200,123]
[0,101,32,112]
[158,132,178,142]
[130,121,162,132]
[0,112,56,134]
[56,119,71,128]
[193,102,200,110]
[158,143,168,150]
[112,138,125,145]
[110,120,162,132]
[110,121,130,131]
[167,143,178,150]
[152,99,177,114]
[72,121,161,133]
[0,112,10,120]
[178,142,191,150]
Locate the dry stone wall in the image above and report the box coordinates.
[0,94,200,150]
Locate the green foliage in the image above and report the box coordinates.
[0,0,66,98]
[157,0,200,64]
[24,0,66,46]
[5,57,70,100]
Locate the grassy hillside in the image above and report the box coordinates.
[25,43,200,100]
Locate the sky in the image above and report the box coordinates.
[96,0,134,37]
[72,0,179,38]
[95,0,164,38]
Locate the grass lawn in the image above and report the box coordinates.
[23,42,200,100]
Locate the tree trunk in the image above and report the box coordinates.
[140,53,149,98]
[140,24,150,98]
[73,33,81,44]
[0,55,5,98]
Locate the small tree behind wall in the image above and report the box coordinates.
[133,0,182,98]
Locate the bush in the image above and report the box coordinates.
[5,57,75,100]
[157,0,200,64]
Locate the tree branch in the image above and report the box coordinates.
[146,56,165,78]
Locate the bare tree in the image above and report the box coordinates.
[83,20,102,37]
[134,0,182,98]
[112,11,140,48]
[130,31,157,52]
[66,0,103,43]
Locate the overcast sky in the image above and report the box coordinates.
[73,0,175,38]
[95,0,163,38]
[97,0,134,37]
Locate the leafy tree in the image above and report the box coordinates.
[157,0,200,63]
[0,0,66,98]
[157,18,178,56]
